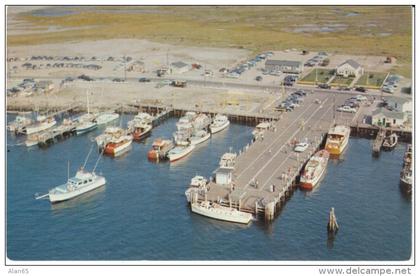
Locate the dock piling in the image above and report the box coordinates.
[327,207,339,234]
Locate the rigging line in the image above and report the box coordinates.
[82,143,94,169]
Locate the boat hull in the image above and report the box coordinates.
[104,139,133,156]
[168,145,195,162]
[95,113,119,126]
[132,126,152,141]
[76,122,98,135]
[190,132,211,145]
[210,121,230,134]
[25,120,56,135]
[191,203,252,224]
[49,177,106,203]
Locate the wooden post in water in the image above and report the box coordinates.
[265,202,275,221]
[327,207,339,234]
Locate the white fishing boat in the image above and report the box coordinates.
[7,114,33,132]
[252,121,271,140]
[95,112,120,126]
[189,130,211,145]
[147,138,174,160]
[173,128,192,146]
[167,144,195,162]
[23,116,56,135]
[95,126,125,148]
[382,133,398,151]
[210,114,230,134]
[133,112,154,125]
[192,113,211,130]
[48,168,106,203]
[219,152,237,168]
[128,120,152,141]
[76,90,97,135]
[185,175,208,203]
[76,121,97,135]
[191,201,253,224]
[300,149,330,190]
[176,116,193,131]
[325,125,350,156]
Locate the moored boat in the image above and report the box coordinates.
[210,114,230,134]
[129,121,152,141]
[189,130,211,145]
[147,138,174,160]
[95,112,120,126]
[300,149,330,190]
[324,125,350,156]
[76,121,98,135]
[48,168,106,203]
[22,116,56,135]
[95,126,124,148]
[185,175,208,203]
[7,114,33,133]
[382,133,398,151]
[104,135,133,156]
[167,144,195,162]
[191,201,253,224]
[192,113,211,130]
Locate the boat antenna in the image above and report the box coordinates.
[93,148,104,173]
[82,144,94,169]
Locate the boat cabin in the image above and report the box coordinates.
[215,167,233,185]
[219,152,237,169]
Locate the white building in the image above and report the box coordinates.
[385,96,412,113]
[170,61,190,74]
[336,59,364,78]
[371,108,407,127]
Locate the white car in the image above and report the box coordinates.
[355,95,368,101]
[294,142,309,152]
[337,106,357,113]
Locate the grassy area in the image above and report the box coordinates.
[355,72,388,88]
[330,75,355,86]
[299,68,335,84]
[6,6,412,77]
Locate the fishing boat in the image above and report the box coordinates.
[22,115,56,135]
[382,133,398,151]
[104,134,133,156]
[76,91,97,135]
[400,169,412,189]
[95,112,120,126]
[192,113,211,130]
[147,138,174,160]
[95,126,125,149]
[167,144,195,162]
[173,128,192,146]
[219,152,237,168]
[133,112,154,125]
[48,168,106,203]
[191,201,253,224]
[252,121,271,140]
[185,175,208,203]
[128,120,152,141]
[189,129,211,145]
[400,144,412,192]
[324,125,350,156]
[210,114,230,134]
[176,116,194,131]
[76,120,97,135]
[7,114,33,133]
[300,149,330,190]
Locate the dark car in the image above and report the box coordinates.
[355,86,367,92]
[139,77,151,82]
[112,78,125,82]
[78,74,94,81]
[256,76,263,81]
[318,83,331,89]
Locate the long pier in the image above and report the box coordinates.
[190,92,356,220]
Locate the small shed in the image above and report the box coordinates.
[170,61,190,74]
[215,167,234,185]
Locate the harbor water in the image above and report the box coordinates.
[7,115,412,260]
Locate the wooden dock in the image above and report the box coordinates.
[189,92,355,220]
[372,128,386,157]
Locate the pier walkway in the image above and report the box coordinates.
[196,92,355,219]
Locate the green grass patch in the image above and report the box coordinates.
[355,72,388,88]
[299,68,335,84]
[330,75,355,86]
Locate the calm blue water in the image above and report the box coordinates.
[7,115,412,260]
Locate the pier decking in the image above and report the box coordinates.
[191,92,356,220]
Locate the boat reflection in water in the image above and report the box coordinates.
[50,185,106,213]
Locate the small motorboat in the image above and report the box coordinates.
[382,133,398,151]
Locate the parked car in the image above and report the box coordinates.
[318,83,331,89]
[112,78,125,82]
[294,142,309,152]
[337,105,357,113]
[355,86,367,92]
[138,77,151,82]
[256,76,263,81]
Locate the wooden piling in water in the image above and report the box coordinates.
[327,207,339,234]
